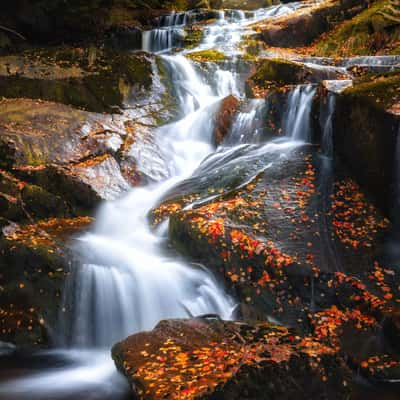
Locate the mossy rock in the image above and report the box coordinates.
[313,0,400,56]
[245,58,343,97]
[332,71,400,216]
[260,0,369,48]
[0,48,155,113]
[186,49,227,62]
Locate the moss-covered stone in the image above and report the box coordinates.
[0,48,155,113]
[332,71,400,216]
[313,0,400,56]
[245,58,344,97]
[186,49,227,62]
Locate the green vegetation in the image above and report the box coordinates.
[313,0,400,56]
[343,70,400,112]
[186,49,227,62]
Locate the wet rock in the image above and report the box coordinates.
[0,98,168,215]
[152,144,398,372]
[112,318,351,400]
[0,217,93,346]
[259,0,369,48]
[213,95,240,145]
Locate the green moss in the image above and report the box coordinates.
[183,28,204,49]
[186,49,227,62]
[344,70,400,111]
[313,0,400,56]
[0,48,154,112]
[251,58,304,85]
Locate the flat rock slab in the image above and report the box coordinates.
[112,318,351,400]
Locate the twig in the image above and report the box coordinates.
[0,25,26,40]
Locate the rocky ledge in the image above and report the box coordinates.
[112,318,351,399]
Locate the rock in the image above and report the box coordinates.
[210,0,277,10]
[186,50,227,63]
[213,95,240,145]
[0,217,93,346]
[332,71,400,216]
[151,144,398,369]
[245,58,347,98]
[259,0,369,48]
[313,0,400,57]
[0,98,169,216]
[0,48,160,113]
[112,318,351,400]
[0,1,187,48]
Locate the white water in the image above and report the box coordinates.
[283,84,317,141]
[226,99,266,144]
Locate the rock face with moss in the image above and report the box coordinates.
[331,71,400,215]
[313,0,400,56]
[259,0,369,48]
[112,318,351,399]
[245,58,345,97]
[0,98,170,215]
[0,48,171,114]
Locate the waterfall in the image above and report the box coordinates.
[142,11,189,53]
[60,54,237,349]
[320,92,336,158]
[282,84,317,141]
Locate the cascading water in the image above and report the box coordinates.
[282,84,317,141]
[225,99,266,145]
[61,54,237,349]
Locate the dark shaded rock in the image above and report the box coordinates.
[0,217,93,346]
[213,95,240,146]
[259,0,370,48]
[332,71,400,216]
[112,318,351,399]
[152,144,398,376]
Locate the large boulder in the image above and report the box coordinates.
[0,98,169,217]
[113,318,351,399]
